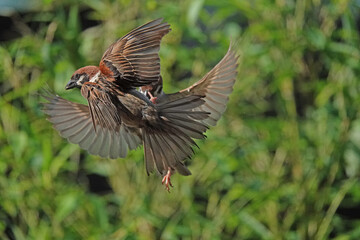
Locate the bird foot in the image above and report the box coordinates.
[147,92,157,104]
[150,97,157,104]
[162,168,173,192]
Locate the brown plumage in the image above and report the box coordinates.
[142,45,239,126]
[43,18,238,191]
[99,19,170,87]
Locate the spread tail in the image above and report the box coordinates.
[142,95,209,176]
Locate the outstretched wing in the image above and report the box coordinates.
[157,45,239,126]
[42,91,142,159]
[100,18,171,88]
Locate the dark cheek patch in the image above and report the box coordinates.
[83,74,89,82]
[77,74,89,85]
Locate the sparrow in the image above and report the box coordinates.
[43,18,239,191]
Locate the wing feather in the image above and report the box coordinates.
[157,45,239,127]
[42,92,141,159]
[100,18,171,88]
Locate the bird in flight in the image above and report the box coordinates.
[43,18,238,191]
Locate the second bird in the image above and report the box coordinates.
[43,18,238,191]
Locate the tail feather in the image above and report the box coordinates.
[164,114,208,139]
[159,132,191,160]
[149,132,168,173]
[143,132,156,174]
[142,95,209,176]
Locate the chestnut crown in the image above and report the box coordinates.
[65,66,100,90]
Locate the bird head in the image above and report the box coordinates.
[65,66,100,90]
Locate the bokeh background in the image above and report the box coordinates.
[1,0,360,239]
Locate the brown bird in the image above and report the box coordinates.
[43,18,238,191]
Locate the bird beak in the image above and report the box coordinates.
[65,79,77,90]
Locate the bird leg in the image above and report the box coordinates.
[162,167,173,192]
[147,91,157,104]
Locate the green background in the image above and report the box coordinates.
[1,0,360,239]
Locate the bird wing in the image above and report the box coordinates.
[157,45,239,126]
[100,18,171,88]
[42,91,142,159]
[80,82,123,133]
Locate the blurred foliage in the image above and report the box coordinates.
[1,0,360,239]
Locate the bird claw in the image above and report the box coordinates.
[147,91,157,104]
[150,96,157,104]
[162,168,173,192]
